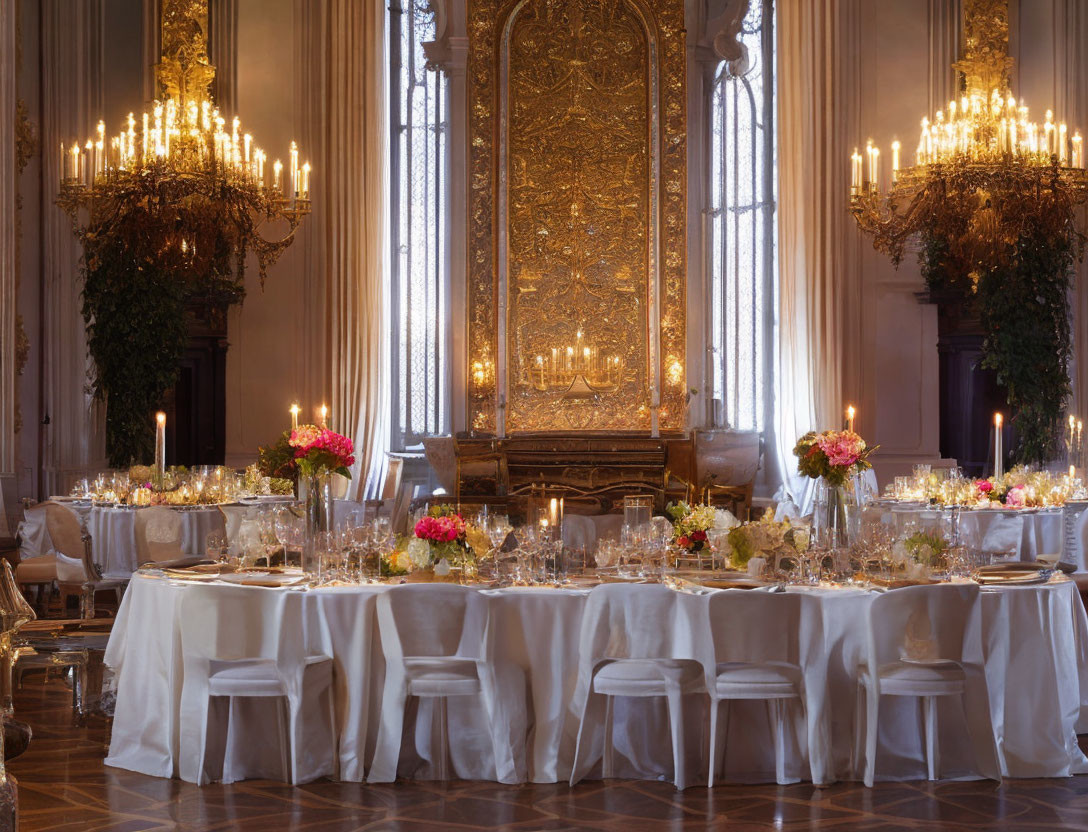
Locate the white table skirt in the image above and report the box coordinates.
[19,503,225,577]
[104,576,1088,785]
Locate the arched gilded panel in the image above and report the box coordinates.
[467,0,686,435]
[504,0,651,432]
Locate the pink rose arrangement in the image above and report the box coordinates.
[414,512,466,544]
[794,429,876,487]
[288,424,355,478]
[976,479,994,495]
[383,504,479,574]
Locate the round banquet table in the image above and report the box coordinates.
[103,575,1088,786]
[19,502,226,577]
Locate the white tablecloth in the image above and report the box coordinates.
[104,576,1088,785]
[18,503,225,577]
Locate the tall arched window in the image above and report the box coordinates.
[709,0,777,434]
[389,1,448,449]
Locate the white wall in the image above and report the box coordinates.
[223,0,316,467]
[854,0,949,484]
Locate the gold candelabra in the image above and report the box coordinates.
[56,0,310,284]
[526,329,623,397]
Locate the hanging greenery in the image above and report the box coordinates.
[918,175,1084,464]
[75,167,255,467]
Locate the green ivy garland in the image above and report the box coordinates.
[920,220,1080,465]
[76,169,252,467]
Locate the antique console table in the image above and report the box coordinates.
[453,432,691,514]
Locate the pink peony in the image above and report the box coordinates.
[816,431,864,469]
[1004,486,1026,508]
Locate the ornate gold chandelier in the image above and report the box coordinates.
[850,0,1088,272]
[56,0,310,283]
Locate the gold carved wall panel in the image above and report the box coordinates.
[468,0,686,434]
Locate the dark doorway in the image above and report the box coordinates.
[163,305,229,467]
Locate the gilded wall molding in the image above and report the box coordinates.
[467,0,686,435]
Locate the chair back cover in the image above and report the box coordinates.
[703,589,810,672]
[43,502,86,561]
[42,501,95,581]
[578,584,699,672]
[376,584,489,662]
[866,583,980,679]
[134,507,184,564]
[179,584,304,674]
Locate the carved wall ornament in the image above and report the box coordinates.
[710,0,751,78]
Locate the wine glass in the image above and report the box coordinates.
[273,506,294,565]
[205,529,227,564]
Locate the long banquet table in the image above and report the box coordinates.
[104,574,1088,786]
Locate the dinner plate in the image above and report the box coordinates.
[974,570,1049,585]
[899,656,959,666]
[693,577,767,590]
[217,572,307,588]
[162,570,221,582]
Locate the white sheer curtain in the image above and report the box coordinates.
[296,0,388,499]
[775,0,851,500]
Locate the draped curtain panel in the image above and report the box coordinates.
[775,0,854,497]
[296,0,388,498]
[40,0,107,495]
[0,0,16,475]
[208,0,238,115]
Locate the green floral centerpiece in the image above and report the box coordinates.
[724,512,808,569]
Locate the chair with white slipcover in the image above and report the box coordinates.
[41,502,124,618]
[177,585,336,784]
[701,590,822,786]
[569,583,706,790]
[368,584,525,784]
[855,583,1000,786]
[133,506,185,565]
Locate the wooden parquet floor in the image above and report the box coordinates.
[9,674,1088,831]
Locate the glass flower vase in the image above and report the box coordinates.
[814,479,857,550]
[302,470,332,575]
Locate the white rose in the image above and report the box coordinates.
[407,538,432,569]
[713,509,740,530]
